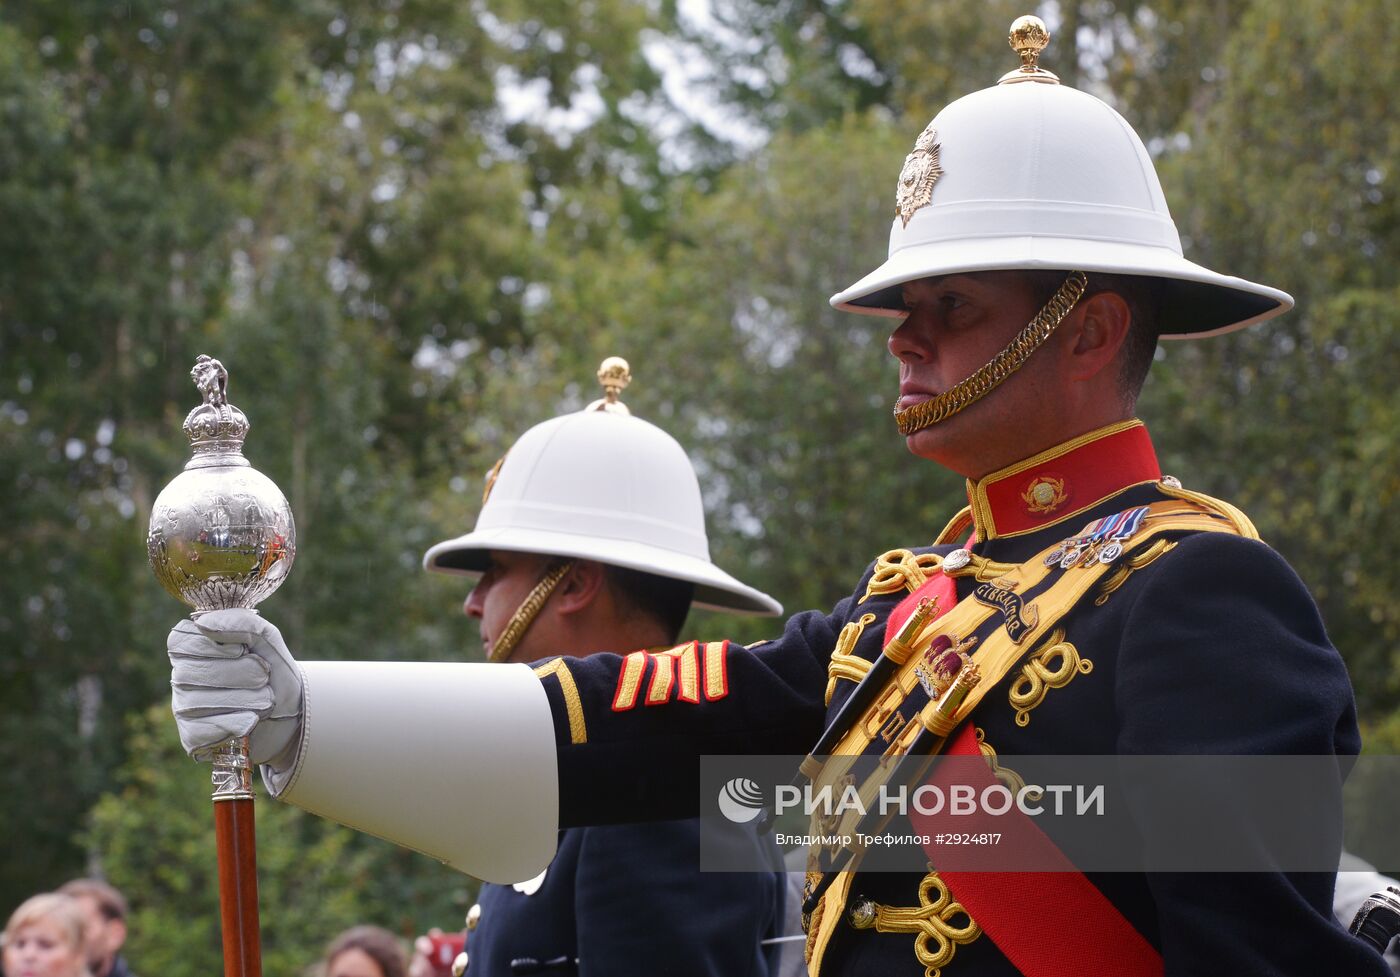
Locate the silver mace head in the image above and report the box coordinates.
[147,354,296,611]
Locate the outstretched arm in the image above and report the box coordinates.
[166,599,848,881]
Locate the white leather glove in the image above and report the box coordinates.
[168,608,304,771]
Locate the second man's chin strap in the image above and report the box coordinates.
[893,270,1089,436]
[489,559,575,663]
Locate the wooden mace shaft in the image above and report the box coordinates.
[212,736,262,977]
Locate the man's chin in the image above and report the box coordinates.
[903,423,948,458]
[903,423,980,478]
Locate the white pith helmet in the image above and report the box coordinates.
[423,357,782,616]
[830,15,1292,339]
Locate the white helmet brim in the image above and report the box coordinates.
[424,527,782,616]
[830,233,1293,339]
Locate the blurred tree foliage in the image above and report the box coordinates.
[1,0,1396,966]
[0,0,681,943]
[86,706,471,974]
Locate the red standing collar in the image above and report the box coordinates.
[965,420,1162,541]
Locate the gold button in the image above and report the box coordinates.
[465,904,481,932]
[847,897,878,929]
[451,950,469,977]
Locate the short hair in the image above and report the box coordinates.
[323,926,406,977]
[1023,270,1161,407]
[605,565,695,642]
[1098,274,1162,405]
[59,879,127,922]
[3,893,87,955]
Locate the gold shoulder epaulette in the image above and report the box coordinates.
[1157,480,1259,540]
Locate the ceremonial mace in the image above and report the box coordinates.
[147,355,296,977]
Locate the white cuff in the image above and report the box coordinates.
[264,660,558,884]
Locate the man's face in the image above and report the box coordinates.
[889,271,1068,477]
[463,549,555,663]
[71,896,120,973]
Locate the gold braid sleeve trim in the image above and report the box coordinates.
[826,613,878,705]
[612,651,647,710]
[825,654,874,706]
[532,658,587,745]
[646,643,701,704]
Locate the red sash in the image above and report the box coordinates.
[883,569,1164,977]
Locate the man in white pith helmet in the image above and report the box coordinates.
[409,359,786,977]
[165,14,1390,976]
[423,356,780,665]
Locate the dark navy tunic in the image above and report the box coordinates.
[531,423,1388,976]
[466,821,784,977]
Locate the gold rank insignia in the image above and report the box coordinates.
[1021,474,1068,515]
[611,641,729,711]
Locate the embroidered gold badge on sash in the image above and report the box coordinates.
[971,578,1039,643]
[804,896,826,965]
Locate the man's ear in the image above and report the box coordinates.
[552,559,606,615]
[1066,290,1132,382]
[109,918,128,953]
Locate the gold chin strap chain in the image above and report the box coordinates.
[488,559,575,663]
[893,270,1090,436]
